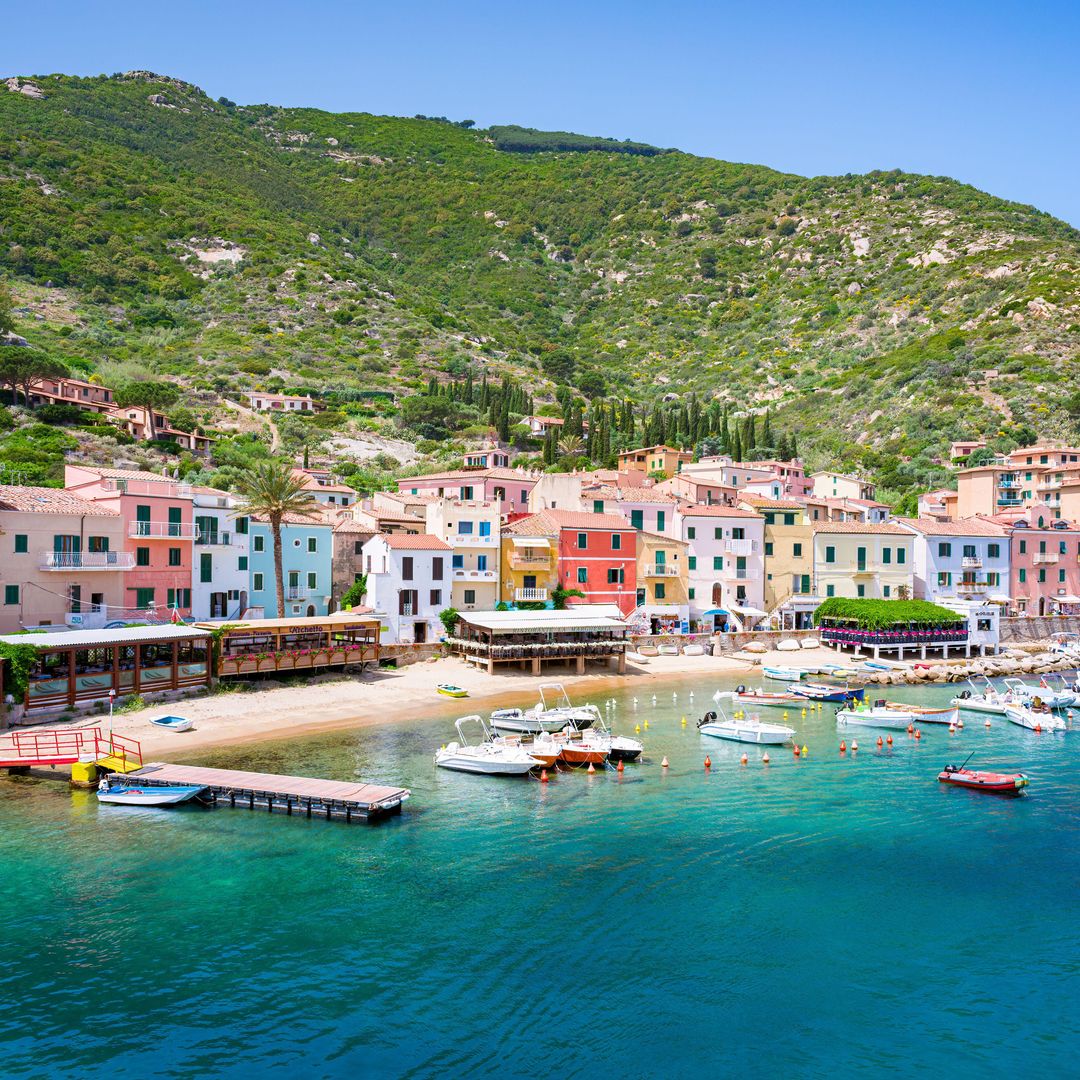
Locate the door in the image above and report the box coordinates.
[523,574,537,589]
[136,505,151,536]
[414,621,427,644]
[857,546,867,572]
[168,506,183,537]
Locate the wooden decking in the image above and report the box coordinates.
[124,762,410,823]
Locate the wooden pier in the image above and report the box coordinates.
[123,762,410,823]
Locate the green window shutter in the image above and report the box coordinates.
[630,510,643,530]
[592,500,604,514]
[167,588,175,608]
[4,584,19,605]
[235,516,249,534]
[577,566,587,584]
[882,547,891,564]
[656,511,665,532]
[135,587,155,608]
[238,556,248,571]
[200,553,212,583]
[687,527,696,540]
[136,504,151,523]
[764,542,773,556]
[688,588,695,600]
[883,585,891,597]
[655,583,666,599]
[826,584,835,597]
[857,584,866,597]
[825,546,835,564]
[784,513,795,525]
[714,528,722,540]
[14,535,27,553]
[308,537,317,553]
[308,572,317,589]
[713,556,722,570]
[253,535,264,553]
[801,574,811,594]
[168,547,182,567]
[1019,568,1026,583]
[897,548,906,565]
[688,556,696,570]
[136,547,150,567]
[792,543,801,557]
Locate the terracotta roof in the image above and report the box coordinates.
[70,466,181,483]
[375,533,451,550]
[397,467,537,484]
[637,530,688,547]
[813,521,909,535]
[503,509,631,535]
[895,517,1008,537]
[0,486,119,516]
[333,519,376,535]
[677,501,762,519]
[739,495,804,510]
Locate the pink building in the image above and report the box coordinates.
[989,505,1080,616]
[397,467,540,515]
[65,466,197,619]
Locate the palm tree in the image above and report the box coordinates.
[557,434,585,458]
[235,461,322,617]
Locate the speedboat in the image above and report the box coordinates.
[1003,677,1074,709]
[836,701,916,729]
[435,716,544,775]
[789,682,864,703]
[570,714,644,762]
[530,684,601,730]
[491,733,562,769]
[1004,705,1067,732]
[489,707,567,735]
[951,678,1025,716]
[437,683,469,698]
[698,708,796,745]
[938,765,1029,796]
[149,715,194,733]
[96,779,206,806]
[762,665,811,682]
[730,687,804,709]
[883,702,959,725]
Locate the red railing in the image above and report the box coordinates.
[0,727,142,769]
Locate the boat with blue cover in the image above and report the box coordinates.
[96,778,207,806]
[789,682,865,703]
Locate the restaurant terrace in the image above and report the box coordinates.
[813,598,972,660]
[449,606,628,674]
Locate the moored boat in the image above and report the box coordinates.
[149,715,195,733]
[762,665,811,682]
[489,707,567,735]
[1002,677,1075,710]
[697,709,796,745]
[836,700,916,729]
[950,678,1024,716]
[883,702,959,725]
[435,716,544,775]
[1004,705,1067,732]
[789,682,865,703]
[437,683,469,698]
[96,779,206,806]
[730,687,804,709]
[938,764,1029,795]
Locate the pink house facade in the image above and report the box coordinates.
[398,468,540,515]
[65,466,197,619]
[994,506,1080,615]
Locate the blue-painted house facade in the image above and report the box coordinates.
[248,517,334,618]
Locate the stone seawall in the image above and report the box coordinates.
[999,615,1080,644]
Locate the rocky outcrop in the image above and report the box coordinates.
[860,650,1076,686]
[5,77,44,99]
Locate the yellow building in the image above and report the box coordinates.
[634,531,689,630]
[618,445,694,479]
[812,522,914,600]
[500,522,558,606]
[740,497,816,627]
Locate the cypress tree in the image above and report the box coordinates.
[762,409,773,450]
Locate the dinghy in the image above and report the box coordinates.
[698,708,796,745]
[762,665,810,682]
[836,700,916,729]
[938,759,1029,796]
[437,683,469,698]
[789,682,865,703]
[730,687,803,709]
[96,779,206,806]
[149,715,194,733]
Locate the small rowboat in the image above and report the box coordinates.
[884,702,958,725]
[657,644,680,656]
[437,684,469,698]
[762,665,810,682]
[938,766,1029,796]
[637,645,660,657]
[790,682,865,703]
[731,687,804,709]
[97,781,206,806]
[149,715,194,733]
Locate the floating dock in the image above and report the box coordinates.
[123,762,410,823]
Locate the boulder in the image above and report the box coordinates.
[776,639,801,652]
[800,638,821,649]
[742,642,768,655]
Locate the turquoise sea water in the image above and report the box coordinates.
[1,673,1078,1079]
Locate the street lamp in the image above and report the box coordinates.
[108,689,116,739]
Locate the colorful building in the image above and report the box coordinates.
[361,533,452,644]
[64,466,197,620]
[585,484,679,537]
[810,471,876,502]
[0,485,128,632]
[248,513,334,618]
[397,467,539,515]
[811,522,914,600]
[634,531,690,632]
[896,518,1010,605]
[739,497,817,628]
[423,498,500,612]
[993,506,1080,615]
[290,467,357,507]
[190,486,251,620]
[617,445,693,478]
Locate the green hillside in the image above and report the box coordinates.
[2,70,1079,496]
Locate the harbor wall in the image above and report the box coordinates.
[999,615,1080,644]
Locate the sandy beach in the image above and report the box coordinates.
[57,644,848,758]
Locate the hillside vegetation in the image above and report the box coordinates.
[1,70,1079,497]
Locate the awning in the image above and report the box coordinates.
[703,608,729,616]
[989,594,1012,604]
[1052,594,1080,604]
[510,536,550,548]
[731,605,767,617]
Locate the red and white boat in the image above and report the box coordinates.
[730,687,804,710]
[938,765,1029,796]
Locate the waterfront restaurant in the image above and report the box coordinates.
[448,606,629,674]
[0,624,212,715]
[814,598,970,661]
[201,613,380,678]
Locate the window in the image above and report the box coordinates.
[986,572,999,587]
[938,542,952,557]
[763,513,775,526]
[607,568,624,584]
[253,535,265,553]
[479,521,491,538]
[689,588,695,600]
[238,556,248,571]
[88,536,109,553]
[253,573,264,591]
[656,511,665,532]
[167,588,191,609]
[714,528,722,540]
[132,586,155,608]
[938,572,952,587]
[136,547,150,567]
[764,542,773,556]
[135,505,151,534]
[688,556,697,570]
[477,555,488,571]
[430,589,441,605]
[308,572,317,589]
[14,535,27,553]
[1019,568,1026,583]
[464,589,476,605]
[235,516,248,534]
[655,583,666,600]
[1019,539,1026,554]
[825,546,836,564]
[962,544,976,558]
[826,585,835,597]
[882,547,892,564]
[307,537,317,553]
[783,513,796,526]
[461,486,473,500]
[611,533,622,551]
[200,553,212,583]
[452,554,464,569]
[1059,569,1066,583]
[988,543,1000,558]
[458,521,474,535]
[897,548,906,565]
[857,584,866,597]
[687,526,696,540]
[402,557,414,581]
[169,547,182,567]
[800,574,811,595]
[713,556,723,570]
[792,542,802,557]
[168,506,182,536]
[433,557,443,580]
[4,584,18,605]
[1060,541,1068,555]
[630,510,643,530]
[577,532,588,549]
[577,567,588,584]
[883,585,891,597]
[593,500,604,514]
[1038,569,1046,583]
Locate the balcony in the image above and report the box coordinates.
[996,498,1023,507]
[722,567,760,581]
[514,588,548,602]
[129,522,199,540]
[451,534,498,546]
[284,585,311,600]
[453,568,497,580]
[644,564,680,577]
[195,532,232,546]
[725,539,757,556]
[957,579,988,593]
[961,556,983,569]
[1033,552,1059,565]
[40,551,135,571]
[853,565,874,576]
[997,478,1021,489]
[1039,478,1062,490]
[509,552,552,569]
[104,478,193,498]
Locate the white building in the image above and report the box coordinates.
[191,487,251,620]
[673,503,766,631]
[423,498,501,612]
[361,533,452,644]
[897,518,1010,604]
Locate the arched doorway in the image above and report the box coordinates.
[306,604,315,617]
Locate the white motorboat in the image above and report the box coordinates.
[1004,705,1067,732]
[1003,677,1075,710]
[836,700,916,729]
[435,716,544,775]
[762,665,812,682]
[883,702,959,725]
[561,715,644,762]
[697,708,796,745]
[951,678,1025,716]
[96,779,206,806]
[489,707,567,735]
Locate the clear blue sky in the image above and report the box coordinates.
[5,0,1079,224]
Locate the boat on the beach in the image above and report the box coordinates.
[682,643,705,656]
[698,708,796,745]
[96,779,206,806]
[789,682,864,703]
[938,764,1029,796]
[626,651,650,664]
[762,665,811,682]
[730,687,804,709]
[836,700,916,729]
[1004,704,1067,732]
[435,716,544,775]
[883,702,959,725]
[637,645,660,657]
[149,715,194,733]
[437,683,469,698]
[657,643,680,656]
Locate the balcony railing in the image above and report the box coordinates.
[997,498,1023,507]
[453,568,497,580]
[514,588,548,602]
[644,565,679,577]
[956,580,988,593]
[285,585,310,600]
[451,534,498,546]
[40,551,135,571]
[725,539,757,555]
[723,567,760,580]
[129,522,199,539]
[1033,552,1059,565]
[104,479,192,498]
[997,478,1021,489]
[508,553,551,568]
[961,556,983,568]
[195,532,232,546]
